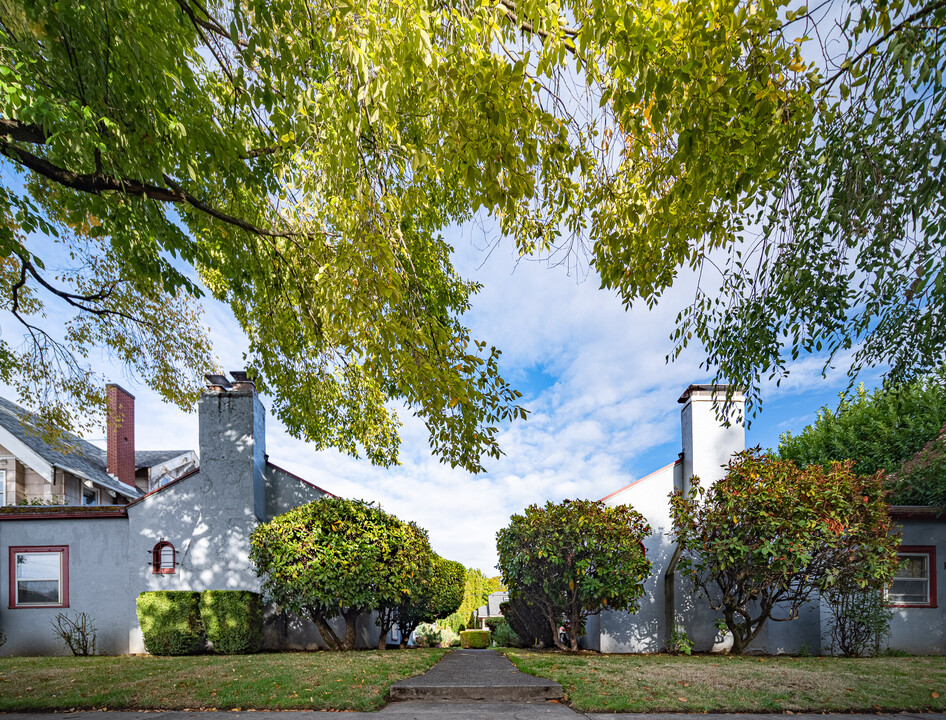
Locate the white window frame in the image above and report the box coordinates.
[886,546,936,608]
[0,468,6,506]
[9,546,69,609]
[81,485,99,506]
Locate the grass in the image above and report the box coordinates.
[503,649,946,713]
[0,649,447,712]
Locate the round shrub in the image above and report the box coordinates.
[200,590,263,654]
[136,591,203,655]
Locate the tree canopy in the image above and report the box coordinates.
[670,450,899,654]
[777,371,946,488]
[2,0,943,461]
[496,499,651,651]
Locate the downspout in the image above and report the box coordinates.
[664,540,684,650]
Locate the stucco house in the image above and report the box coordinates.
[0,372,379,656]
[584,384,945,655]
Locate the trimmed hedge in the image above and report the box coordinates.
[460,629,490,649]
[136,591,203,656]
[200,590,263,654]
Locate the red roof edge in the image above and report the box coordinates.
[0,507,127,520]
[600,460,682,503]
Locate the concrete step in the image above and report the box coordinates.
[389,649,563,702]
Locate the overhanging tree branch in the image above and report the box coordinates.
[0,138,300,238]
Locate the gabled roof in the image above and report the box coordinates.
[135,449,194,470]
[0,395,143,500]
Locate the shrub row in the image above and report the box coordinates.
[136,590,263,655]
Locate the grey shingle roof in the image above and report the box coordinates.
[0,395,143,500]
[135,450,193,469]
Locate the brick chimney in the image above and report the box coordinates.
[106,384,136,491]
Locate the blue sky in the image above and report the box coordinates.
[1,219,885,575]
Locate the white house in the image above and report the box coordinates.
[583,384,945,655]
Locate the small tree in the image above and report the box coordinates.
[249,497,422,650]
[385,554,464,648]
[670,450,900,655]
[823,580,892,657]
[496,499,651,651]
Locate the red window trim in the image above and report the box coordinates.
[887,545,937,609]
[152,541,176,574]
[8,545,69,609]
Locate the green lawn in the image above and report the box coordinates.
[504,650,946,712]
[0,649,447,712]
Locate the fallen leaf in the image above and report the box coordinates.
[679,697,688,702]
[934,692,940,699]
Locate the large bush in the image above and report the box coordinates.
[496,499,651,651]
[200,590,263,655]
[250,497,427,650]
[671,450,900,654]
[136,591,203,656]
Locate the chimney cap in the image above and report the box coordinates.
[677,384,744,404]
[205,373,232,390]
[106,383,136,399]
[229,370,256,391]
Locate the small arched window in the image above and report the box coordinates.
[152,541,176,574]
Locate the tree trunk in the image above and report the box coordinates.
[342,609,359,650]
[376,607,395,650]
[310,611,343,651]
[548,614,568,651]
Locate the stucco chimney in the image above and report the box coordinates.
[678,384,745,495]
[106,384,136,491]
[199,370,267,521]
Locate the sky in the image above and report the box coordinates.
[2,220,884,575]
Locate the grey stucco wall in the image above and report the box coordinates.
[264,464,328,522]
[886,520,945,655]
[0,517,133,656]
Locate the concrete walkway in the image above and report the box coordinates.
[389,649,563,702]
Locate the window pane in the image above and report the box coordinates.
[160,546,174,568]
[15,553,60,580]
[17,579,60,604]
[896,555,928,579]
[888,578,928,604]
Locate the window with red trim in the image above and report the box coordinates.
[886,545,937,608]
[8,546,69,609]
[152,541,176,574]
